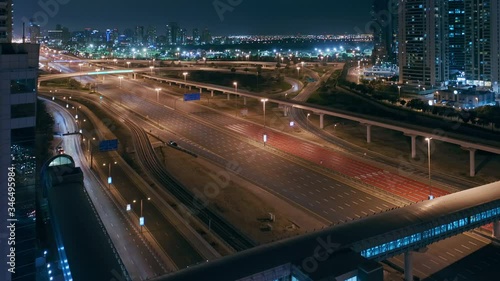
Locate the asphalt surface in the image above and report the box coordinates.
[47,100,179,279]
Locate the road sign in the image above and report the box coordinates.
[99,139,118,152]
[139,217,145,226]
[108,177,112,184]
[126,204,131,211]
[183,93,201,101]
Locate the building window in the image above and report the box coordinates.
[11,103,36,119]
[11,78,36,94]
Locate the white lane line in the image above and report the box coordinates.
[455,248,464,254]
[446,252,455,257]
[462,244,470,250]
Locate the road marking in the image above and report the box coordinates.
[330,208,336,212]
[438,255,447,261]
[330,196,335,200]
[461,244,470,250]
[455,248,464,254]
[352,201,358,205]
[446,251,455,257]
[338,206,344,210]
[422,264,431,269]
[430,259,439,265]
[323,198,329,202]
[468,241,477,246]
[359,199,365,202]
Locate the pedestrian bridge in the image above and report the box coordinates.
[154,181,500,281]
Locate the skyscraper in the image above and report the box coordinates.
[193,28,200,45]
[0,0,12,42]
[398,0,449,88]
[492,0,500,92]
[464,0,499,87]
[0,41,40,281]
[371,0,399,63]
[448,0,466,76]
[166,22,180,45]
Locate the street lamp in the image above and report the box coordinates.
[398,85,401,100]
[155,88,162,103]
[103,161,117,189]
[183,72,188,94]
[149,66,154,74]
[425,138,434,200]
[307,113,311,130]
[126,61,131,68]
[261,98,268,127]
[233,82,238,116]
[133,197,151,233]
[296,66,301,78]
[118,76,124,88]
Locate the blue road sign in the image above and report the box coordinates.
[99,139,119,152]
[183,93,201,101]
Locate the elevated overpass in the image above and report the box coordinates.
[152,181,500,281]
[39,68,500,177]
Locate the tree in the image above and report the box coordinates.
[230,67,237,73]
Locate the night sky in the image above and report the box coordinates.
[14,0,372,36]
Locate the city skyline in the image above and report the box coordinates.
[14,0,374,37]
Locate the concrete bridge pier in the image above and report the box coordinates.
[405,134,417,159]
[189,86,192,90]
[133,73,137,80]
[462,147,477,177]
[227,93,230,100]
[319,114,324,129]
[283,106,288,117]
[243,96,247,105]
[493,221,500,239]
[404,251,413,281]
[364,124,372,143]
[211,90,214,97]
[199,88,202,93]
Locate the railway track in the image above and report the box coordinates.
[123,119,256,252]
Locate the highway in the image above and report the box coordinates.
[45,100,167,280]
[43,58,500,279]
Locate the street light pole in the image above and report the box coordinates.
[398,85,401,100]
[118,76,123,88]
[155,88,161,103]
[296,66,301,78]
[261,98,268,127]
[233,82,238,116]
[183,72,188,94]
[307,113,311,130]
[425,138,433,200]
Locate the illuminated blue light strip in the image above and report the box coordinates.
[361,207,500,258]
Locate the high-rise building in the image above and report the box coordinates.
[166,22,180,45]
[448,0,466,76]
[492,0,500,92]
[371,0,398,63]
[192,28,200,45]
[398,0,449,88]
[135,25,144,44]
[464,0,499,87]
[28,19,40,44]
[146,25,157,45]
[201,28,212,45]
[0,0,12,42]
[0,42,40,281]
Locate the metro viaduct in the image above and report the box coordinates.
[151,181,500,281]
